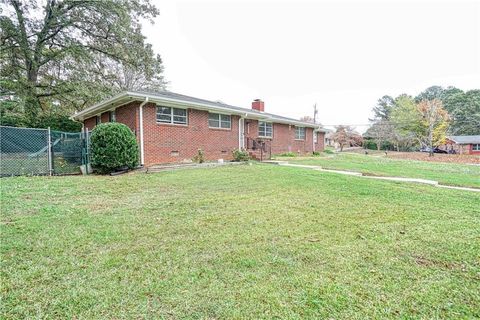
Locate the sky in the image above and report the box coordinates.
[143,0,480,132]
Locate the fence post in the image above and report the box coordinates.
[85,129,90,175]
[47,127,53,176]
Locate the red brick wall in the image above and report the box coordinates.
[469,144,480,155]
[271,123,293,154]
[100,112,109,123]
[315,132,325,152]
[245,120,316,155]
[84,117,96,131]
[83,102,323,165]
[440,141,476,155]
[83,102,139,133]
[142,103,240,164]
[115,102,139,134]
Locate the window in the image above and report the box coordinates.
[208,113,231,129]
[96,115,101,125]
[295,127,306,140]
[156,106,187,125]
[258,121,273,137]
[473,144,480,151]
[109,110,116,122]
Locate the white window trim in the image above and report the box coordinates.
[295,126,306,140]
[258,121,273,138]
[208,112,231,129]
[472,143,480,151]
[156,106,188,125]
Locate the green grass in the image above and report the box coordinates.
[1,164,479,319]
[276,152,480,188]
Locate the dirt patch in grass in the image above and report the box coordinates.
[386,152,479,164]
[413,255,467,271]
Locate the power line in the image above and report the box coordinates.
[320,119,480,127]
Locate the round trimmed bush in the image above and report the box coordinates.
[90,123,139,174]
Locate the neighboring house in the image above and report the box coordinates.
[324,129,334,147]
[443,135,480,155]
[72,91,326,165]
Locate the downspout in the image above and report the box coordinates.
[139,97,149,166]
[313,129,316,153]
[239,113,248,149]
[238,117,242,150]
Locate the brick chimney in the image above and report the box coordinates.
[252,99,264,112]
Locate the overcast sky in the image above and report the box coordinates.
[143,0,480,132]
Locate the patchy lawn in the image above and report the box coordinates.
[342,149,480,164]
[277,152,480,188]
[387,151,480,164]
[1,164,479,319]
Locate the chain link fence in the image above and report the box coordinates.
[0,126,90,177]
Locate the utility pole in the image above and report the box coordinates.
[313,103,318,124]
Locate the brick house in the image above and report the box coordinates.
[72,91,325,166]
[443,135,480,155]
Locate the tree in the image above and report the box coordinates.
[0,0,166,122]
[332,125,357,151]
[389,95,420,149]
[441,86,464,113]
[414,86,446,103]
[299,115,315,123]
[417,99,450,155]
[443,89,480,135]
[393,98,449,156]
[414,86,479,135]
[370,95,395,121]
[364,120,395,151]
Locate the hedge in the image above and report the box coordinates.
[90,123,139,174]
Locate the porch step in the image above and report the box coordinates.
[248,150,268,161]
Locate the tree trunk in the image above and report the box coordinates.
[25,68,42,122]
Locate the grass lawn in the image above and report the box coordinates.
[276,152,480,188]
[1,164,479,319]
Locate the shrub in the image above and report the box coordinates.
[312,151,321,156]
[232,149,250,161]
[323,149,334,154]
[192,149,205,163]
[363,139,377,150]
[90,123,139,174]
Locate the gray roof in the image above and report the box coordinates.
[135,90,306,123]
[448,135,480,144]
[72,90,324,130]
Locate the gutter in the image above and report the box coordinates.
[139,97,149,166]
[72,91,323,129]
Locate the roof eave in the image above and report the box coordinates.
[72,91,323,129]
[71,92,131,121]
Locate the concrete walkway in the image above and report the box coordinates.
[264,161,480,193]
